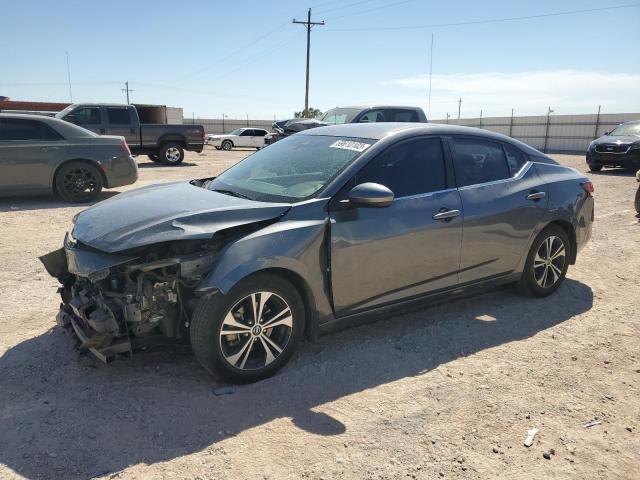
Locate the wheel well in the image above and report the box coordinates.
[158,136,186,149]
[545,220,577,264]
[222,139,234,146]
[52,159,108,191]
[243,268,318,340]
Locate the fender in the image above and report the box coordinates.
[195,201,335,327]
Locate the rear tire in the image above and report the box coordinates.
[518,225,570,297]
[588,164,603,172]
[148,153,161,162]
[54,161,103,203]
[190,274,305,383]
[634,186,640,214]
[160,143,184,164]
[221,140,233,151]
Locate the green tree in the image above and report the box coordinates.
[294,107,322,119]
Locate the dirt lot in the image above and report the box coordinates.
[0,149,638,480]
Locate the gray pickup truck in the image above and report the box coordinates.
[55,103,204,164]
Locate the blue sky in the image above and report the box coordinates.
[2,0,639,120]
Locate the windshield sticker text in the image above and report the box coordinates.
[329,140,371,153]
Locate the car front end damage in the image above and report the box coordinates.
[40,235,219,362]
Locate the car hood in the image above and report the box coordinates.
[71,181,291,253]
[594,135,640,145]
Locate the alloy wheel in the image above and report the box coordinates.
[533,235,566,288]
[218,292,293,371]
[164,147,181,163]
[61,166,99,200]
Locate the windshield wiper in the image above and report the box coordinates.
[211,189,252,200]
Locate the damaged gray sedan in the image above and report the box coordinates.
[41,123,594,383]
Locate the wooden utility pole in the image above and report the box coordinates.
[293,9,324,117]
[457,97,462,119]
[122,81,134,104]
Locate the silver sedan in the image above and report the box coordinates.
[0,113,138,202]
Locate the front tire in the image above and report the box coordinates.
[221,140,233,151]
[635,186,640,214]
[190,274,306,383]
[160,143,184,164]
[54,161,103,203]
[518,225,570,297]
[148,153,161,162]
[588,164,603,172]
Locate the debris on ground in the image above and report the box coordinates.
[524,427,539,447]
[583,420,602,428]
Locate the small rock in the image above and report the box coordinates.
[550,448,556,456]
[604,394,613,400]
[626,427,633,432]
[543,452,551,460]
[212,385,235,396]
[492,447,499,454]
[439,472,444,477]
[604,360,611,364]
[571,355,578,361]
[456,455,465,464]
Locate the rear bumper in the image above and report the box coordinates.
[186,142,204,153]
[586,150,640,169]
[106,154,138,188]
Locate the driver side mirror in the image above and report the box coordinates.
[347,182,394,208]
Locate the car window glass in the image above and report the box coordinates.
[106,108,131,125]
[503,143,527,175]
[0,119,62,141]
[355,137,446,197]
[240,129,253,136]
[68,107,101,125]
[388,109,419,122]
[452,137,510,187]
[359,110,385,123]
[255,129,267,137]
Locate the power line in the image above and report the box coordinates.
[325,0,418,20]
[325,3,640,31]
[121,81,134,104]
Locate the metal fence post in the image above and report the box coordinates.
[543,107,553,153]
[509,108,514,137]
[479,109,482,129]
[594,105,601,138]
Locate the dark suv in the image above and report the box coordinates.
[586,120,640,172]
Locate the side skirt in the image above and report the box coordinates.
[317,272,521,336]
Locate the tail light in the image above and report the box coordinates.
[121,140,131,155]
[581,181,594,195]
[201,127,205,142]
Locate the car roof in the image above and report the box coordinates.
[328,105,422,110]
[300,122,545,156]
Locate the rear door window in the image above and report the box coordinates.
[0,119,63,141]
[451,137,511,187]
[106,107,132,125]
[386,109,419,122]
[240,129,254,136]
[503,143,527,175]
[355,137,446,197]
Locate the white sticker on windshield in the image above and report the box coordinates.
[329,140,371,153]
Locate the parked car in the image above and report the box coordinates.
[264,105,428,146]
[41,123,594,382]
[56,103,205,164]
[206,128,270,150]
[0,113,137,202]
[586,120,640,172]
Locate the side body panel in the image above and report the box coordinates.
[195,200,334,323]
[0,137,67,193]
[329,190,463,314]
[456,163,549,283]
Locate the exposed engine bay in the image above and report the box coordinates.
[42,237,221,362]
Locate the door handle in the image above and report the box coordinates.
[526,191,546,201]
[433,209,461,221]
[42,146,59,151]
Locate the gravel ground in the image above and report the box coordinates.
[0,149,638,480]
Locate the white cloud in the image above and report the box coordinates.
[378,70,640,120]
